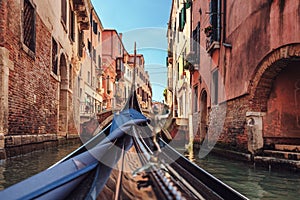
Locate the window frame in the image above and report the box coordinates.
[51,37,59,75]
[212,69,219,105]
[22,0,36,57]
[61,0,67,31]
[69,4,75,42]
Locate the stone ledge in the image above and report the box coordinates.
[264,150,300,160]
[254,156,300,172]
[274,144,300,152]
[211,147,252,162]
[5,134,57,147]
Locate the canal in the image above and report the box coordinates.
[183,148,300,200]
[0,143,299,200]
[0,143,80,190]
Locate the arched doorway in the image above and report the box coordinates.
[200,90,208,143]
[250,44,300,146]
[59,54,68,135]
[264,60,300,143]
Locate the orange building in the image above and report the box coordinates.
[101,30,126,110]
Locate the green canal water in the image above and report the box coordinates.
[0,143,80,190]
[0,144,299,200]
[183,148,300,200]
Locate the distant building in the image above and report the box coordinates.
[129,54,152,110]
[101,29,126,111]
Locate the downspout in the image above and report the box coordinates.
[222,0,227,42]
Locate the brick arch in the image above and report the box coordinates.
[249,43,300,112]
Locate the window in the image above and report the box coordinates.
[69,64,73,89]
[23,0,36,52]
[93,20,98,34]
[107,76,110,92]
[98,55,101,68]
[193,86,198,113]
[179,3,186,31]
[52,38,58,75]
[61,0,67,26]
[192,22,200,64]
[88,71,91,84]
[93,48,96,62]
[78,30,83,57]
[69,6,75,41]
[87,40,91,56]
[212,69,219,105]
[98,32,101,42]
[209,0,220,41]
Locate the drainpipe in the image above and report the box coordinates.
[222,0,227,42]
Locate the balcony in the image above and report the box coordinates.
[185,51,199,71]
[73,0,89,30]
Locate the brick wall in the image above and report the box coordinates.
[205,95,250,152]
[7,8,58,136]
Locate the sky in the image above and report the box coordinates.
[91,0,172,102]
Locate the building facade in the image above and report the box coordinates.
[167,0,300,155]
[167,0,194,144]
[79,5,104,123]
[101,29,126,111]
[0,0,90,158]
[133,54,152,110]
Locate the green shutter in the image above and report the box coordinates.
[186,1,191,9]
[180,5,186,31]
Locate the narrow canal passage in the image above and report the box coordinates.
[0,144,299,200]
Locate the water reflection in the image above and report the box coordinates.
[182,148,300,200]
[0,144,80,190]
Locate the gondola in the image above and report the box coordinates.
[0,91,248,199]
[0,92,148,200]
[0,41,248,199]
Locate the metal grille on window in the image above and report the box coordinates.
[52,38,58,75]
[23,0,35,52]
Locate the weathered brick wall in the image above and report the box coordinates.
[207,95,250,152]
[0,0,7,45]
[6,1,58,136]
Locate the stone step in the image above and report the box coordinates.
[264,150,300,161]
[274,144,300,152]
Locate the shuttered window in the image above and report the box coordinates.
[23,0,36,52]
[69,7,75,41]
